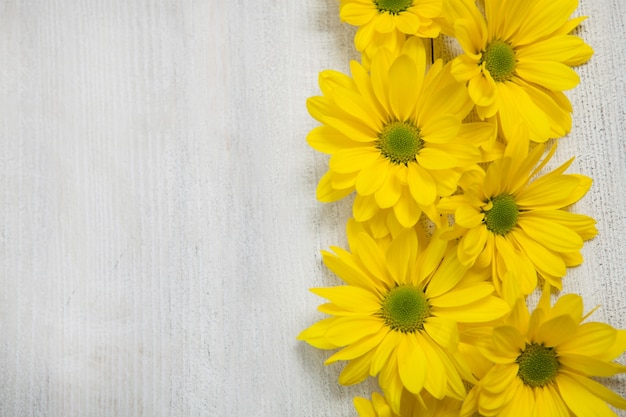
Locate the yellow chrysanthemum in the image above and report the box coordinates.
[297,220,510,413]
[340,0,442,55]
[354,390,461,417]
[461,289,626,417]
[438,139,597,304]
[307,37,495,228]
[445,0,593,143]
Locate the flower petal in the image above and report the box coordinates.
[311,286,381,314]
[517,215,583,252]
[516,61,580,91]
[325,315,386,346]
[557,372,620,417]
[388,55,420,121]
[535,314,578,347]
[396,334,427,393]
[356,157,390,195]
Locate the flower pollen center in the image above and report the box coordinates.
[380,286,430,333]
[481,40,516,82]
[516,343,560,387]
[377,120,423,165]
[483,194,519,235]
[374,0,413,14]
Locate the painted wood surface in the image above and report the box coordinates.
[0,1,625,415]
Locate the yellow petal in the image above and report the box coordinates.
[350,59,387,121]
[535,385,570,417]
[517,0,576,44]
[453,18,484,55]
[353,396,376,417]
[492,326,525,356]
[481,363,519,393]
[557,372,620,416]
[430,282,495,308]
[330,147,380,174]
[297,317,340,349]
[307,125,359,154]
[385,228,417,285]
[353,193,379,222]
[426,252,466,298]
[516,61,580,91]
[515,175,582,209]
[374,13,395,33]
[535,314,578,347]
[455,204,484,228]
[375,168,403,208]
[354,20,377,52]
[496,81,550,143]
[517,215,583,252]
[558,322,618,357]
[435,296,511,323]
[395,10,420,34]
[417,147,458,170]
[407,163,437,206]
[332,86,384,132]
[325,315,386,346]
[388,55,419,121]
[326,326,388,364]
[451,54,481,82]
[561,370,626,410]
[339,348,376,385]
[457,225,488,266]
[356,157,390,195]
[423,316,459,350]
[316,170,355,202]
[509,230,566,278]
[370,330,403,376]
[340,2,377,26]
[311,286,381,314]
[392,190,421,227]
[415,335,448,399]
[369,47,393,113]
[353,231,389,281]
[516,35,590,63]
[468,72,497,107]
[550,293,583,323]
[518,80,572,138]
[560,354,626,377]
[396,335,427,393]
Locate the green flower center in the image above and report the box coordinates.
[374,0,413,14]
[380,286,430,333]
[376,120,423,165]
[481,40,516,82]
[483,194,519,235]
[516,343,560,387]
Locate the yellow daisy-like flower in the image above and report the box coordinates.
[438,140,597,304]
[340,0,442,55]
[297,220,510,413]
[354,390,461,417]
[307,37,495,228]
[445,0,593,143]
[461,289,626,417]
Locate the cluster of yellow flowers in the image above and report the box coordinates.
[298,0,626,416]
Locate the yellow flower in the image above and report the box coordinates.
[297,220,510,413]
[445,0,593,143]
[438,139,597,304]
[461,289,626,417]
[307,37,495,228]
[354,390,461,417]
[340,0,442,55]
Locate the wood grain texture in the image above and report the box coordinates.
[0,1,624,416]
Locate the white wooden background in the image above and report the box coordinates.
[0,1,625,416]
